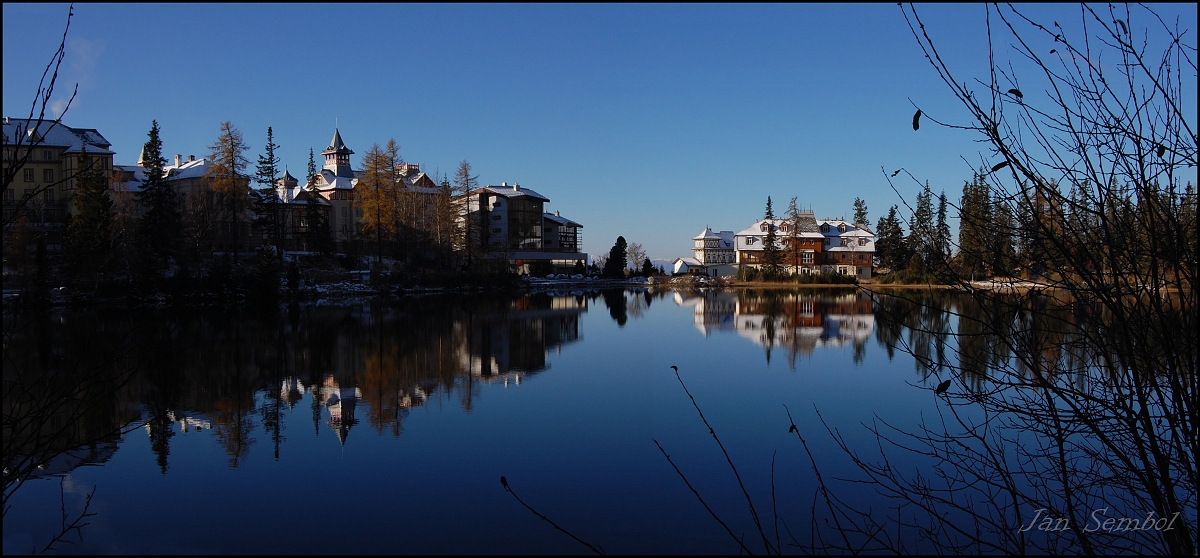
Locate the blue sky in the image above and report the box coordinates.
[4,3,1195,260]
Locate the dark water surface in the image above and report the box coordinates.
[1,289,1006,553]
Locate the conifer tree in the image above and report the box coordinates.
[137,120,181,275]
[875,205,909,271]
[454,160,479,266]
[935,191,951,260]
[254,127,282,260]
[64,148,114,278]
[603,236,628,279]
[207,121,250,266]
[761,196,782,278]
[908,181,935,264]
[305,147,317,186]
[853,197,869,226]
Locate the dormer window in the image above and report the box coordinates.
[760,223,769,232]
[838,224,847,233]
[820,224,830,233]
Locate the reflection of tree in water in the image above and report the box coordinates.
[600,289,627,326]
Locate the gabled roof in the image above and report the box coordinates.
[162,157,213,181]
[1,118,114,155]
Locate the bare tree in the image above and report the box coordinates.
[820,3,1198,554]
[1,6,80,228]
[626,242,646,276]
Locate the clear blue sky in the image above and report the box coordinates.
[4,3,1195,261]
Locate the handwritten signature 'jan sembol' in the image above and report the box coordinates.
[1019,508,1184,533]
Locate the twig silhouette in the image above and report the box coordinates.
[500,475,605,555]
[669,366,776,554]
[41,479,96,553]
[653,440,756,555]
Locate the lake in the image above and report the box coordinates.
[2,288,1188,554]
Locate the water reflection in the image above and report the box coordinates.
[4,294,587,479]
[674,289,875,366]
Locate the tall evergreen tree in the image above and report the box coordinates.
[137,120,180,275]
[207,121,250,266]
[254,127,282,260]
[761,196,782,277]
[305,147,317,186]
[935,191,951,260]
[64,148,114,278]
[908,181,935,265]
[853,197,869,225]
[958,173,994,277]
[875,205,909,271]
[603,236,628,279]
[302,169,331,255]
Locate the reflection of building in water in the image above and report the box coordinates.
[141,409,213,434]
[674,291,738,335]
[456,295,585,385]
[277,375,363,444]
[674,291,875,360]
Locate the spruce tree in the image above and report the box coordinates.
[603,236,628,279]
[305,147,317,186]
[935,191,951,260]
[64,148,114,278]
[761,196,782,278]
[908,181,934,264]
[137,120,180,275]
[853,197,869,225]
[255,127,282,260]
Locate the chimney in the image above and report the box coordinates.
[555,210,560,217]
[501,182,507,188]
[513,182,520,191]
[188,154,195,162]
[175,154,182,167]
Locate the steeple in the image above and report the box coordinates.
[321,128,355,178]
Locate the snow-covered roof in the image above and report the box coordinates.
[470,183,550,203]
[315,168,356,190]
[162,157,214,181]
[675,257,701,266]
[544,212,582,228]
[1,118,114,155]
[113,164,146,192]
[817,219,874,238]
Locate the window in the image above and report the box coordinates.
[859,238,868,246]
[838,224,847,232]
[44,189,54,202]
[492,215,501,220]
[820,224,830,233]
[840,238,849,246]
[23,169,33,182]
[43,169,54,182]
[802,252,813,264]
[24,189,33,198]
[42,149,52,161]
[4,189,12,202]
[823,238,830,246]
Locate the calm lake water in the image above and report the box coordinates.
[0,289,1059,553]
